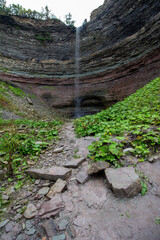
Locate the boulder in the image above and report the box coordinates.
[87,161,109,175]
[105,167,141,198]
[25,167,72,181]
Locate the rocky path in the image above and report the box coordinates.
[0,122,160,240]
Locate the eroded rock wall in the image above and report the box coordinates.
[0,0,160,114]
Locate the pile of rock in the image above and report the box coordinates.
[26,157,142,201]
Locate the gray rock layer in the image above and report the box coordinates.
[0,0,160,115]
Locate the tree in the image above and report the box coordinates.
[0,0,6,10]
[83,19,87,25]
[41,5,50,20]
[65,13,75,26]
[41,5,56,20]
[0,0,57,20]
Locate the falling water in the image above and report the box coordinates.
[73,27,104,118]
[74,27,81,117]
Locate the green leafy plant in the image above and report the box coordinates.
[0,124,20,176]
[0,1,57,20]
[8,85,25,97]
[74,77,160,167]
[155,218,160,224]
[18,206,27,214]
[65,13,75,26]
[35,32,52,43]
[73,153,81,159]
[140,181,148,196]
[0,119,62,178]
[135,170,149,196]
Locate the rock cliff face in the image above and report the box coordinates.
[0,0,160,115]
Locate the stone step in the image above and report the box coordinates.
[25,167,72,181]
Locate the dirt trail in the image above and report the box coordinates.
[0,122,160,240]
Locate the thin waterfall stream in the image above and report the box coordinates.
[74,27,81,118]
[73,27,105,118]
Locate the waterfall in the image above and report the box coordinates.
[74,27,80,117]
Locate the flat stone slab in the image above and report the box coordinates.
[47,179,67,199]
[87,161,109,175]
[105,167,142,198]
[25,167,72,181]
[39,195,64,218]
[64,157,86,168]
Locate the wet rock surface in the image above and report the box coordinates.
[0,123,160,240]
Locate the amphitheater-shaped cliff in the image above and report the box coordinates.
[0,0,160,115]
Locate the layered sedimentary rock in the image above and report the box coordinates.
[0,0,160,115]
